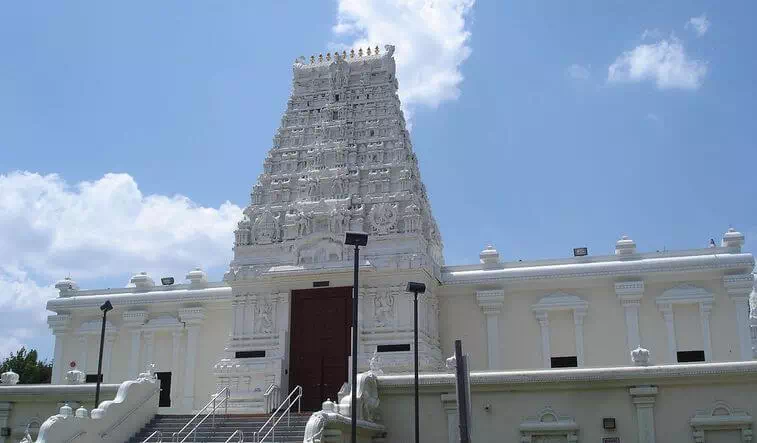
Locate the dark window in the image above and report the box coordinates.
[677,350,705,363]
[335,94,339,102]
[377,344,411,352]
[313,281,330,287]
[369,130,375,136]
[550,356,578,368]
[85,374,103,383]
[332,111,339,120]
[156,372,172,407]
[235,350,266,358]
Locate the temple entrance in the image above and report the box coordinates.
[290,286,352,411]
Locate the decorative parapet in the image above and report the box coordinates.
[722,227,745,250]
[303,371,386,443]
[186,267,208,288]
[32,371,159,443]
[129,272,155,291]
[615,235,637,256]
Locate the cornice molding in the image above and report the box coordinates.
[442,252,754,286]
[377,361,757,391]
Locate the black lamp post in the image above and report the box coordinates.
[344,231,368,443]
[94,300,113,409]
[406,281,426,443]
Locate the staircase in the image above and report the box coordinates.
[127,413,311,443]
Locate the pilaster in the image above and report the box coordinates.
[629,386,658,443]
[659,305,677,364]
[143,331,156,371]
[616,281,644,352]
[535,312,551,368]
[78,335,89,374]
[441,393,458,443]
[699,302,713,361]
[102,333,118,382]
[573,308,587,367]
[724,274,755,360]
[180,307,206,411]
[47,314,71,384]
[476,290,505,369]
[171,330,184,407]
[122,311,147,378]
[0,402,11,443]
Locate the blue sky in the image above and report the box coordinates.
[1,1,755,359]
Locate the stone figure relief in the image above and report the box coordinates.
[253,211,279,244]
[307,178,320,200]
[255,301,274,334]
[368,203,398,235]
[297,211,311,237]
[373,289,395,327]
[403,204,421,233]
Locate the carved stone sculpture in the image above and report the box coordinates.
[1,369,19,385]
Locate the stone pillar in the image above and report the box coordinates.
[659,305,677,364]
[171,330,184,407]
[476,290,505,369]
[143,331,156,369]
[573,308,587,367]
[630,386,658,443]
[128,330,142,378]
[699,302,713,361]
[180,307,206,411]
[102,334,117,382]
[0,402,11,443]
[78,335,89,374]
[47,314,71,384]
[724,274,755,360]
[122,311,147,378]
[616,281,644,352]
[536,312,551,368]
[441,393,458,443]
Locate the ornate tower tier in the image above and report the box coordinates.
[226,45,443,276]
[218,46,444,411]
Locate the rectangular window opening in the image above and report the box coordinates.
[550,356,578,368]
[377,344,411,353]
[235,350,266,359]
[677,350,705,363]
[85,374,103,383]
[313,281,330,287]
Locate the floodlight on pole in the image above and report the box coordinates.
[345,231,368,443]
[95,300,113,410]
[406,281,426,443]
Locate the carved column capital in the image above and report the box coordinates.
[122,310,148,328]
[179,307,206,326]
[476,289,505,315]
[724,274,754,300]
[47,314,71,335]
[616,280,644,305]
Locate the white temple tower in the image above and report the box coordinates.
[215,46,445,411]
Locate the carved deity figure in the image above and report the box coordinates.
[251,184,264,205]
[373,291,394,327]
[330,176,345,199]
[297,212,310,237]
[307,178,320,200]
[255,302,274,334]
[329,209,345,234]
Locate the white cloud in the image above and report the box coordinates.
[567,64,591,80]
[686,14,710,37]
[607,36,708,90]
[646,112,661,123]
[0,171,243,358]
[641,29,662,41]
[331,0,475,119]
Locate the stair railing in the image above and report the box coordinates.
[224,429,244,443]
[252,385,302,443]
[172,386,230,443]
[142,430,162,443]
[263,383,281,414]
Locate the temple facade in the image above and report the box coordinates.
[27,46,757,442]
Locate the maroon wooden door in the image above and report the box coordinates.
[290,286,352,411]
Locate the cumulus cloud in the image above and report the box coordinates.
[686,14,710,37]
[0,171,242,358]
[567,64,591,80]
[607,36,708,90]
[331,0,475,119]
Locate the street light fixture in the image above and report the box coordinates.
[345,231,368,443]
[406,281,426,443]
[95,300,113,410]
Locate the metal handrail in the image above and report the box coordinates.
[172,387,230,443]
[253,385,302,443]
[142,430,162,443]
[224,429,244,443]
[263,383,280,414]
